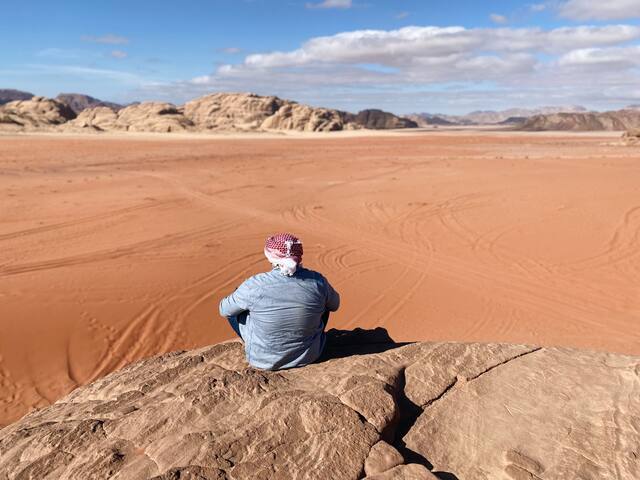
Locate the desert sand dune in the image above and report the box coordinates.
[0,131,639,426]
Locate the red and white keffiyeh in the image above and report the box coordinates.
[264,233,303,276]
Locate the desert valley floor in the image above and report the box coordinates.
[0,130,639,426]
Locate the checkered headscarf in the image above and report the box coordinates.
[264,233,303,276]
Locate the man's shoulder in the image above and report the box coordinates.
[295,267,327,283]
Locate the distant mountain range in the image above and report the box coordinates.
[409,106,589,126]
[54,93,124,114]
[520,110,640,131]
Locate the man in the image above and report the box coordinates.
[219,233,340,370]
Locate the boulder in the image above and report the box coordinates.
[63,106,119,131]
[63,103,194,133]
[0,96,76,130]
[115,102,193,133]
[623,128,640,145]
[364,441,405,475]
[0,332,638,479]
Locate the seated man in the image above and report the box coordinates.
[219,233,340,370]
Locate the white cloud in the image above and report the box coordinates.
[136,24,640,113]
[490,13,508,24]
[219,25,640,73]
[81,34,130,45]
[559,0,640,20]
[557,46,640,69]
[530,3,547,12]
[306,0,352,9]
[110,50,128,59]
[395,11,409,20]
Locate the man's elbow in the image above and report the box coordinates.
[329,293,340,312]
[218,299,229,318]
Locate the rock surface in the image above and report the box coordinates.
[0,330,638,479]
[0,96,76,130]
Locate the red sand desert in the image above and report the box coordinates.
[1,131,639,426]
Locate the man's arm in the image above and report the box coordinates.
[325,279,340,312]
[219,279,256,318]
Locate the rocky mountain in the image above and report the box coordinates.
[0,89,34,105]
[345,109,418,130]
[498,116,528,126]
[55,93,123,114]
[520,110,640,131]
[0,329,637,479]
[0,96,76,130]
[406,114,455,127]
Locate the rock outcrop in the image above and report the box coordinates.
[55,93,123,114]
[0,92,423,134]
[184,93,353,132]
[346,110,417,130]
[0,96,76,130]
[261,102,349,132]
[0,89,34,105]
[623,128,640,145]
[520,110,640,131]
[1,329,638,479]
[184,93,284,131]
[64,103,194,133]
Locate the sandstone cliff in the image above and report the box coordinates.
[0,96,76,130]
[0,329,637,479]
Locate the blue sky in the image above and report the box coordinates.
[2,0,640,113]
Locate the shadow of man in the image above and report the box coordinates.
[318,327,411,362]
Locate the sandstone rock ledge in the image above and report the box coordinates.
[0,330,638,479]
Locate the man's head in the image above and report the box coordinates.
[264,233,303,276]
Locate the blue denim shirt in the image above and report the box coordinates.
[219,267,340,370]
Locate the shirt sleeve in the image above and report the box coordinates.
[219,278,257,318]
[325,278,340,312]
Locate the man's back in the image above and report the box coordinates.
[219,266,340,370]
